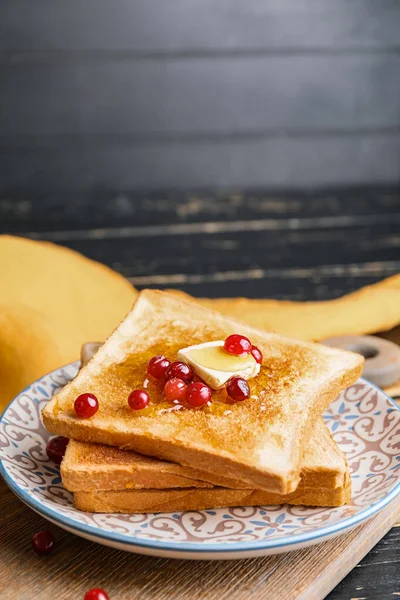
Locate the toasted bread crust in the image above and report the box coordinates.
[61,420,346,492]
[74,471,351,512]
[43,290,363,494]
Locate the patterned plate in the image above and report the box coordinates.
[1,364,400,560]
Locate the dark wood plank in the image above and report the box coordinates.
[2,230,397,300]
[1,134,400,190]
[1,188,398,300]
[132,270,400,301]
[327,526,400,600]
[1,2,399,192]
[1,0,399,52]
[25,223,398,277]
[1,55,400,136]
[1,188,399,233]
[1,188,398,299]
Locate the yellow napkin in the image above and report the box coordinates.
[190,274,400,341]
[0,235,137,410]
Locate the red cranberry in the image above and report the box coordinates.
[147,355,171,379]
[74,393,99,418]
[32,530,55,555]
[186,382,212,408]
[224,334,252,357]
[46,436,69,464]
[251,346,263,365]
[84,590,109,600]
[128,390,150,410]
[164,378,187,403]
[226,377,250,402]
[166,361,194,384]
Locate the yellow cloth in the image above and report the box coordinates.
[191,273,400,341]
[0,235,137,411]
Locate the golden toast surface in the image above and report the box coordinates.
[43,290,363,494]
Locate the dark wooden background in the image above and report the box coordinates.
[1,188,400,302]
[1,1,400,598]
[1,0,400,192]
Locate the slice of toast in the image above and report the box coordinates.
[62,440,213,491]
[68,421,351,510]
[74,470,352,513]
[43,290,363,494]
[64,344,345,492]
[61,419,347,492]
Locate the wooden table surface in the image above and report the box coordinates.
[1,188,400,599]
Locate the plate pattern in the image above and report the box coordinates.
[1,366,400,546]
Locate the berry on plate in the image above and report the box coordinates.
[46,436,69,464]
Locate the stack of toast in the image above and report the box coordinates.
[42,290,364,513]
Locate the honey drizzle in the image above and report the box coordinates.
[57,340,309,455]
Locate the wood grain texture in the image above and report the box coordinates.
[2,188,399,231]
[25,224,399,273]
[16,228,400,299]
[1,189,399,300]
[1,476,400,600]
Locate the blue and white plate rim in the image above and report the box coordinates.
[0,365,400,556]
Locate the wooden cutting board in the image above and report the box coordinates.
[1,476,399,600]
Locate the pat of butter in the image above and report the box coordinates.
[177,340,260,390]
